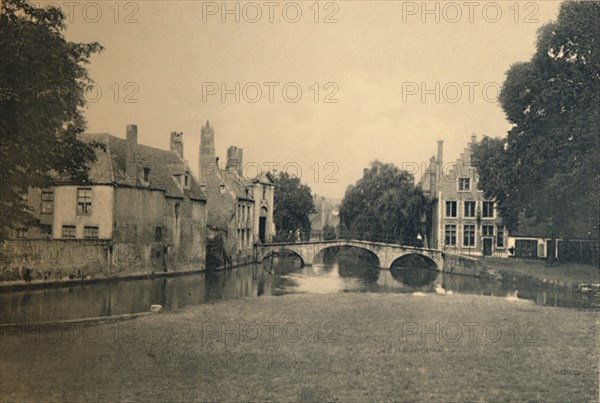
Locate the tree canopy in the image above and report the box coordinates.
[473,1,600,239]
[273,172,316,242]
[339,161,429,244]
[0,0,102,240]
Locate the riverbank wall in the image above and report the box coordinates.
[442,252,597,291]
[0,239,205,290]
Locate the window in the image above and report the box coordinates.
[458,177,471,191]
[143,167,151,182]
[445,201,457,217]
[155,226,163,241]
[76,188,92,215]
[41,225,52,235]
[41,191,54,214]
[445,224,457,246]
[496,226,505,247]
[16,228,27,238]
[84,226,99,239]
[463,225,475,246]
[184,172,189,188]
[174,202,181,221]
[262,186,267,200]
[464,201,476,218]
[482,225,494,237]
[482,201,495,218]
[62,225,76,238]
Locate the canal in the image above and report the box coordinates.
[0,253,596,324]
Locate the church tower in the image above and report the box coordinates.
[199,120,216,182]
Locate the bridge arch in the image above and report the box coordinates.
[390,253,438,269]
[313,244,381,267]
[261,248,305,267]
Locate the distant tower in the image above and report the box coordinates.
[199,120,216,182]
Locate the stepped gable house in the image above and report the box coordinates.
[199,121,275,268]
[419,135,507,257]
[2,125,207,282]
[421,135,598,262]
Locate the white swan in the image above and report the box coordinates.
[412,291,427,297]
[505,290,529,302]
[435,284,447,295]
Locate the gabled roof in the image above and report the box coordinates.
[253,171,276,185]
[72,133,206,201]
[204,168,253,229]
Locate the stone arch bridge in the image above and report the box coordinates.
[254,240,445,270]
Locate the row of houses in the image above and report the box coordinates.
[1,122,276,282]
[419,135,598,262]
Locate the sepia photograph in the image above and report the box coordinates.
[1,0,599,401]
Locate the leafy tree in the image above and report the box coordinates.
[473,1,600,243]
[0,0,103,240]
[273,172,316,242]
[322,224,337,240]
[339,161,429,244]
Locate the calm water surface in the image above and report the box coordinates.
[0,260,596,324]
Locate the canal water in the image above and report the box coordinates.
[0,258,597,324]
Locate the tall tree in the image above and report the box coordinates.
[473,1,600,241]
[339,161,429,245]
[273,172,316,242]
[0,0,103,240]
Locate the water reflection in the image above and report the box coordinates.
[1,258,597,324]
[390,266,438,288]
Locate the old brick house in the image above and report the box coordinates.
[2,124,207,282]
[421,135,598,262]
[199,121,275,268]
[419,135,508,257]
[309,195,340,240]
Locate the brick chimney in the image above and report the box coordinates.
[170,131,183,158]
[237,148,243,177]
[126,124,138,183]
[226,145,239,174]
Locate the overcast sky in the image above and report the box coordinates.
[54,0,562,198]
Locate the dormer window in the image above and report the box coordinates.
[143,167,151,183]
[184,172,189,188]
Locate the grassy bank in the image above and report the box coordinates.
[1,293,597,401]
[480,257,600,287]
